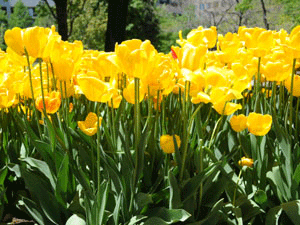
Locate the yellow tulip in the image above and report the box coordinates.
[261,60,291,82]
[213,102,242,115]
[0,87,18,109]
[78,112,102,136]
[238,157,254,167]
[76,74,111,103]
[23,26,51,59]
[230,114,248,132]
[50,40,83,81]
[181,43,207,71]
[246,112,272,136]
[4,27,24,56]
[160,134,181,154]
[285,74,300,97]
[123,79,146,104]
[184,26,217,48]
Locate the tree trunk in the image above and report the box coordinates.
[105,0,130,52]
[260,0,269,30]
[54,0,68,41]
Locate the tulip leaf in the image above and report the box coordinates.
[265,206,282,225]
[146,207,191,224]
[65,214,86,225]
[20,167,63,224]
[20,157,56,189]
[281,200,300,224]
[292,163,300,185]
[168,170,182,209]
[55,153,70,208]
[271,112,291,160]
[144,217,168,225]
[182,162,219,203]
[18,197,50,225]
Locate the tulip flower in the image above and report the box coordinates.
[78,112,102,136]
[35,91,61,114]
[160,134,181,154]
[230,114,248,132]
[246,112,272,136]
[238,157,254,167]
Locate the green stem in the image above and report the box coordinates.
[179,81,190,181]
[208,115,224,149]
[25,49,42,137]
[289,58,297,135]
[232,169,243,206]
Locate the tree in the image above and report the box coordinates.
[69,0,107,50]
[277,0,300,27]
[105,0,130,51]
[34,1,56,27]
[0,6,8,50]
[43,0,87,40]
[8,0,33,28]
[126,0,160,47]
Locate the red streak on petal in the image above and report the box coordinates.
[171,48,178,59]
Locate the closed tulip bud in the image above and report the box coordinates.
[238,157,254,167]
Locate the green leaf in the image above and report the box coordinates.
[96,180,110,225]
[0,167,7,186]
[65,214,86,225]
[146,207,191,224]
[197,198,225,225]
[55,153,70,208]
[182,162,219,202]
[271,112,291,160]
[21,167,63,224]
[168,170,181,209]
[144,217,168,225]
[266,206,282,225]
[18,198,50,225]
[281,200,300,224]
[292,163,300,185]
[136,193,153,210]
[127,215,148,225]
[21,157,56,189]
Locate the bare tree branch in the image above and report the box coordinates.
[43,0,57,19]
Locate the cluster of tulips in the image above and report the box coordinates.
[1,25,300,156]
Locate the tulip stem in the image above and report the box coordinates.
[38,59,47,116]
[289,58,297,136]
[232,169,243,206]
[25,48,42,137]
[179,81,191,182]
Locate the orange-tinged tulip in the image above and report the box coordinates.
[230,114,248,132]
[35,91,61,114]
[247,112,272,136]
[160,134,181,154]
[78,112,102,136]
[4,27,24,56]
[238,157,254,167]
